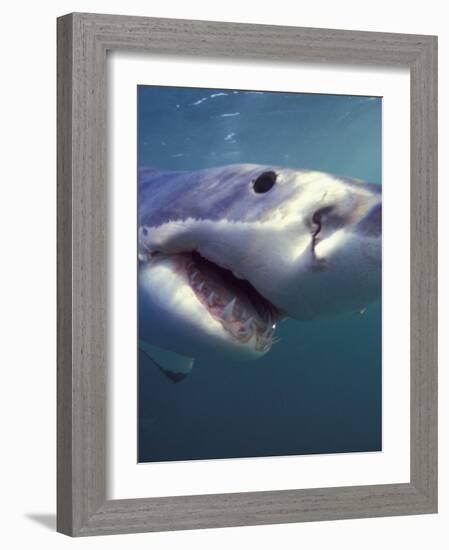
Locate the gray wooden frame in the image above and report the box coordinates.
[57,12,438,537]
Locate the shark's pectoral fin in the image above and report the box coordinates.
[139,340,194,382]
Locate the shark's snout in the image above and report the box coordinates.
[355,202,382,237]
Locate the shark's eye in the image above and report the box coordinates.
[253,171,277,193]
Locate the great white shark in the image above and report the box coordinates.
[138,164,381,381]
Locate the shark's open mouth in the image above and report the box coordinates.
[176,250,279,352]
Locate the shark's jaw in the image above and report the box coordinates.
[186,251,279,352]
[141,249,279,356]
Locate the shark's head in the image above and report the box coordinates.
[138,164,381,363]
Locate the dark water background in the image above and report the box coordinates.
[137,85,382,462]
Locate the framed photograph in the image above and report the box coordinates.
[57,13,437,536]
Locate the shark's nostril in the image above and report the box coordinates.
[357,203,382,236]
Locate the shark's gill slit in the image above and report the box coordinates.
[184,250,278,351]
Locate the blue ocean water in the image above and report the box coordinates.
[138,86,382,462]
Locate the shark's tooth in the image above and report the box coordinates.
[242,317,254,330]
[238,317,254,337]
[221,297,237,320]
[264,310,273,326]
[262,323,274,339]
[190,271,199,282]
[238,325,251,338]
[197,282,205,292]
[207,292,215,306]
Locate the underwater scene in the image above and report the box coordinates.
[138,85,382,462]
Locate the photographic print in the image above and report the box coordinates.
[137,86,382,463]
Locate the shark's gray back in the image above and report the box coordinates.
[139,164,303,227]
